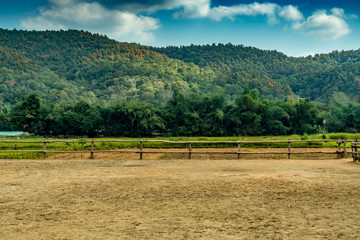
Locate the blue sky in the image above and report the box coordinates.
[1,0,359,56]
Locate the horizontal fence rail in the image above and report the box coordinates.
[0,138,354,160]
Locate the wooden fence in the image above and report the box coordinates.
[351,140,360,162]
[0,138,353,160]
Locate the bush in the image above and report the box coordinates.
[327,133,348,139]
[301,134,308,140]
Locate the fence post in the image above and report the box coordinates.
[337,139,342,159]
[344,139,347,158]
[14,142,18,159]
[354,139,359,162]
[140,140,143,160]
[43,139,47,160]
[188,139,192,160]
[351,139,355,161]
[237,140,241,159]
[90,140,94,159]
[288,139,291,159]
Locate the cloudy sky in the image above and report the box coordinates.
[1,0,359,56]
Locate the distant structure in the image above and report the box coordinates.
[0,131,24,136]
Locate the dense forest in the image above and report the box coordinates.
[1,28,360,136]
[1,89,360,137]
[0,28,218,105]
[153,44,360,102]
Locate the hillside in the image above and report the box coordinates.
[0,45,76,105]
[290,51,360,100]
[153,44,360,101]
[0,28,360,106]
[0,29,219,104]
[151,44,294,99]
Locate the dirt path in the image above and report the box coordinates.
[1,157,360,239]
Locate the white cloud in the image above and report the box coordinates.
[173,0,210,18]
[117,1,280,23]
[209,2,280,24]
[20,0,160,43]
[331,8,345,17]
[169,2,352,40]
[279,5,304,22]
[118,0,211,18]
[293,9,351,39]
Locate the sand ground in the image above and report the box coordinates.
[1,150,360,239]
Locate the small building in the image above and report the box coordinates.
[0,131,25,136]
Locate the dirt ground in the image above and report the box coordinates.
[1,150,360,239]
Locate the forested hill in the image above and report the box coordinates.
[0,29,218,104]
[153,44,360,101]
[1,28,360,106]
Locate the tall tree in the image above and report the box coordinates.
[10,93,41,132]
[289,98,319,134]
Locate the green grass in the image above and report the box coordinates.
[0,133,355,159]
[157,153,172,160]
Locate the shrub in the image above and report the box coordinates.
[301,134,308,140]
[327,133,348,139]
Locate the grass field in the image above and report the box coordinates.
[0,133,358,159]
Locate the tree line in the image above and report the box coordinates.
[1,88,359,137]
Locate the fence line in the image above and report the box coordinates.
[0,138,352,160]
[0,139,348,144]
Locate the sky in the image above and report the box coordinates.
[1,0,359,57]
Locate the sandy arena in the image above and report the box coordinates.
[1,150,360,239]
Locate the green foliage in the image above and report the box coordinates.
[301,134,308,140]
[289,98,319,135]
[3,29,360,107]
[327,133,351,139]
[153,44,360,101]
[10,93,41,132]
[0,29,218,105]
[102,99,164,137]
[164,90,226,136]
[2,29,360,137]
[1,88,360,138]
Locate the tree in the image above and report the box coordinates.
[261,104,289,136]
[10,93,41,132]
[289,98,319,134]
[225,89,263,136]
[0,105,11,131]
[54,100,102,137]
[103,100,164,137]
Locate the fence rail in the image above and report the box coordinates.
[0,138,353,160]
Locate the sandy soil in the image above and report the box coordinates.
[1,153,360,239]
